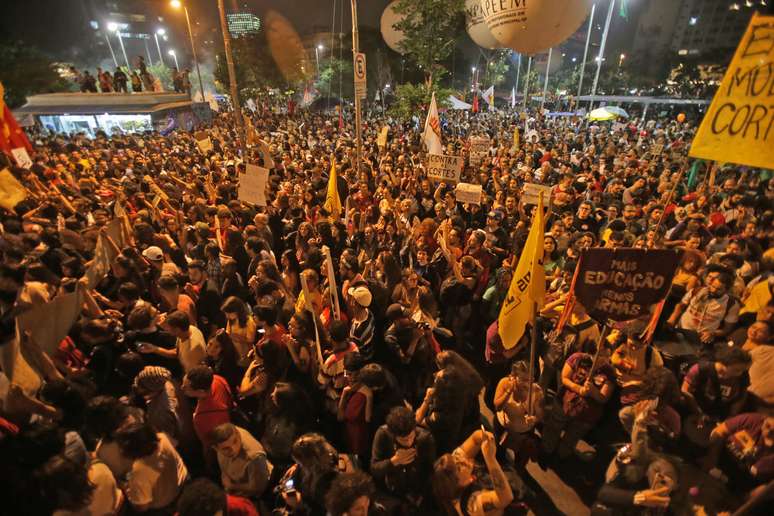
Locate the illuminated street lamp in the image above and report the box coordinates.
[155,28,166,66]
[170,0,205,100]
[168,49,179,69]
[108,22,130,69]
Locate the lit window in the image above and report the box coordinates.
[90,20,99,30]
[729,3,740,10]
[678,49,688,55]
[689,16,698,25]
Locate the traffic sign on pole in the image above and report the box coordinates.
[354,52,367,99]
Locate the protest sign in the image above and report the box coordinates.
[238,164,269,206]
[522,183,551,206]
[574,248,682,322]
[650,143,664,156]
[427,154,463,183]
[256,139,275,169]
[469,136,490,165]
[455,182,482,205]
[11,148,32,169]
[689,13,774,170]
[17,288,84,355]
[377,126,389,148]
[196,136,213,154]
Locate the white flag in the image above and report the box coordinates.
[481,85,495,110]
[423,91,443,155]
[511,87,516,109]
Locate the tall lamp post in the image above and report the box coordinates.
[155,28,166,66]
[168,49,179,70]
[103,26,119,67]
[108,22,130,69]
[170,0,205,101]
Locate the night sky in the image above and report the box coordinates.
[1,0,392,61]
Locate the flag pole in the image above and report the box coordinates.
[527,301,538,416]
[514,53,522,103]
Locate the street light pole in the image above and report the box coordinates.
[169,50,179,70]
[590,0,616,109]
[541,48,552,112]
[171,1,205,101]
[155,29,165,65]
[350,0,362,175]
[577,2,596,99]
[104,32,118,68]
[216,0,246,157]
[116,31,130,69]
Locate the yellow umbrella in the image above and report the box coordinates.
[587,107,618,121]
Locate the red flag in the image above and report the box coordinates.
[472,94,479,113]
[0,103,32,154]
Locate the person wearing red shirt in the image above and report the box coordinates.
[183,364,233,452]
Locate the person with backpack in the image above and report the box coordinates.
[667,269,740,348]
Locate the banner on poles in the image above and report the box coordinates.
[427,154,463,183]
[455,182,482,205]
[238,164,269,206]
[689,13,774,170]
[574,248,682,322]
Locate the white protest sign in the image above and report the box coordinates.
[469,136,490,166]
[11,148,33,169]
[523,183,552,206]
[455,183,482,205]
[650,143,664,156]
[238,164,269,206]
[427,154,463,183]
[612,122,626,132]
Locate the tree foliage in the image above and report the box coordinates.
[392,0,465,83]
[314,58,353,100]
[214,34,284,102]
[388,79,453,122]
[0,41,69,108]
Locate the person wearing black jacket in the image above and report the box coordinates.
[371,406,436,513]
[185,260,224,339]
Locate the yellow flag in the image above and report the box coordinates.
[0,168,27,211]
[513,126,519,149]
[498,193,546,349]
[324,159,342,220]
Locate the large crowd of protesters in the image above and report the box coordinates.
[70,55,192,95]
[0,99,772,516]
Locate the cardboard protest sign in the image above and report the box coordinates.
[522,183,551,206]
[0,324,42,396]
[238,164,269,206]
[455,182,482,205]
[574,248,682,323]
[427,154,463,183]
[11,148,33,169]
[377,126,389,148]
[689,13,774,170]
[17,288,84,355]
[469,136,490,165]
[650,143,664,156]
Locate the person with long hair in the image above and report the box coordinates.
[206,329,244,393]
[431,429,514,516]
[221,296,257,366]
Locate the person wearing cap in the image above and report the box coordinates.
[143,245,180,277]
[347,285,375,362]
[133,366,193,449]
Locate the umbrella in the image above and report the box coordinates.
[587,107,618,121]
[604,106,629,118]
